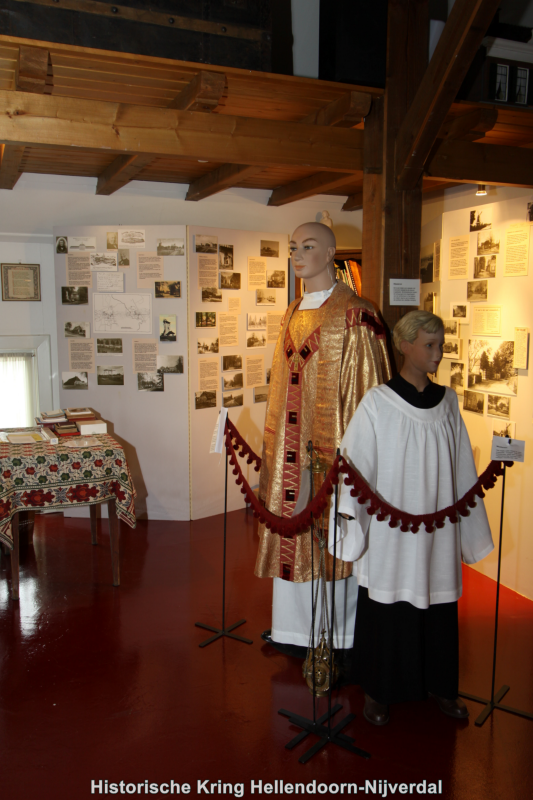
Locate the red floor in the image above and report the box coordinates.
[1,510,532,800]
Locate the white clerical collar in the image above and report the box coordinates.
[302,284,336,302]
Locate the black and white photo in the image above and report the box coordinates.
[222,372,243,391]
[159,315,177,342]
[157,355,183,374]
[463,389,484,415]
[195,390,216,410]
[62,371,88,390]
[117,249,130,267]
[247,312,267,330]
[467,280,488,302]
[90,252,117,270]
[223,391,244,408]
[254,385,269,403]
[450,361,464,395]
[65,322,90,338]
[97,338,123,354]
[219,244,234,269]
[107,232,118,250]
[68,236,96,252]
[450,302,470,322]
[267,270,286,288]
[256,288,276,306]
[195,234,217,254]
[422,292,435,313]
[118,230,145,248]
[469,209,491,232]
[419,246,434,284]
[260,240,279,258]
[443,338,461,358]
[202,286,223,303]
[56,236,68,254]
[220,271,241,290]
[487,394,510,419]
[474,255,496,279]
[157,238,185,256]
[138,371,164,392]
[443,319,459,337]
[62,286,89,305]
[97,365,124,386]
[222,355,242,372]
[155,281,181,298]
[246,331,267,349]
[477,230,500,255]
[197,337,219,355]
[468,339,518,396]
[493,420,516,438]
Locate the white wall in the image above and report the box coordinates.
[422,184,533,601]
[0,235,59,409]
[0,173,361,521]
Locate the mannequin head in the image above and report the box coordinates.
[290,222,337,294]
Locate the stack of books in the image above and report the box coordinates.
[53,420,81,437]
[66,408,107,435]
[37,409,67,427]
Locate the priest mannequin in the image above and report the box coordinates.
[255,222,391,655]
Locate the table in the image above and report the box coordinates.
[0,432,136,600]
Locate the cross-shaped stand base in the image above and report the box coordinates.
[195,619,253,648]
[460,685,533,726]
[278,704,371,764]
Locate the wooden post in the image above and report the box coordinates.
[362,0,428,368]
[90,504,98,545]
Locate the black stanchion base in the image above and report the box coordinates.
[278,704,371,764]
[195,619,253,648]
[459,684,533,726]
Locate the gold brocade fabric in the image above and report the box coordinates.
[255,282,391,583]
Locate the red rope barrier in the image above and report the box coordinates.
[223,420,512,536]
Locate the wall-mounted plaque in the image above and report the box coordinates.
[1,263,41,301]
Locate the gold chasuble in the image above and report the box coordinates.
[255,282,391,583]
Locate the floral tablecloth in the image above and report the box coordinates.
[0,433,136,548]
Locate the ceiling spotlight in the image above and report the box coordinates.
[476,184,487,196]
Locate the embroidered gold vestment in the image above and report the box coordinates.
[255,282,391,583]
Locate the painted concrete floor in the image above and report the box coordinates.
[1,510,532,800]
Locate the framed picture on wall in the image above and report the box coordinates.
[1,263,41,301]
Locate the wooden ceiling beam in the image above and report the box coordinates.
[301,91,372,128]
[268,172,359,207]
[342,191,363,212]
[440,107,499,141]
[395,0,501,190]
[15,44,50,94]
[0,91,364,172]
[0,143,25,189]
[185,164,263,202]
[95,153,155,196]
[425,139,533,187]
[167,71,226,112]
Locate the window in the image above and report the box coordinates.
[0,353,37,428]
[495,64,509,102]
[515,67,529,105]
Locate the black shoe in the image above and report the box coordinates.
[363,693,390,726]
[429,693,469,719]
[260,630,306,659]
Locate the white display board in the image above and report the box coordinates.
[53,225,189,520]
[420,191,533,599]
[187,226,289,519]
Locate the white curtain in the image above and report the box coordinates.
[0,354,35,428]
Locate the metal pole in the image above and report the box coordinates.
[222,442,228,632]
[490,465,506,704]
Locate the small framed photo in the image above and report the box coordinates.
[1,263,41,301]
[450,302,470,323]
[442,339,462,359]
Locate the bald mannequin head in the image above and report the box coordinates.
[290,222,337,294]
